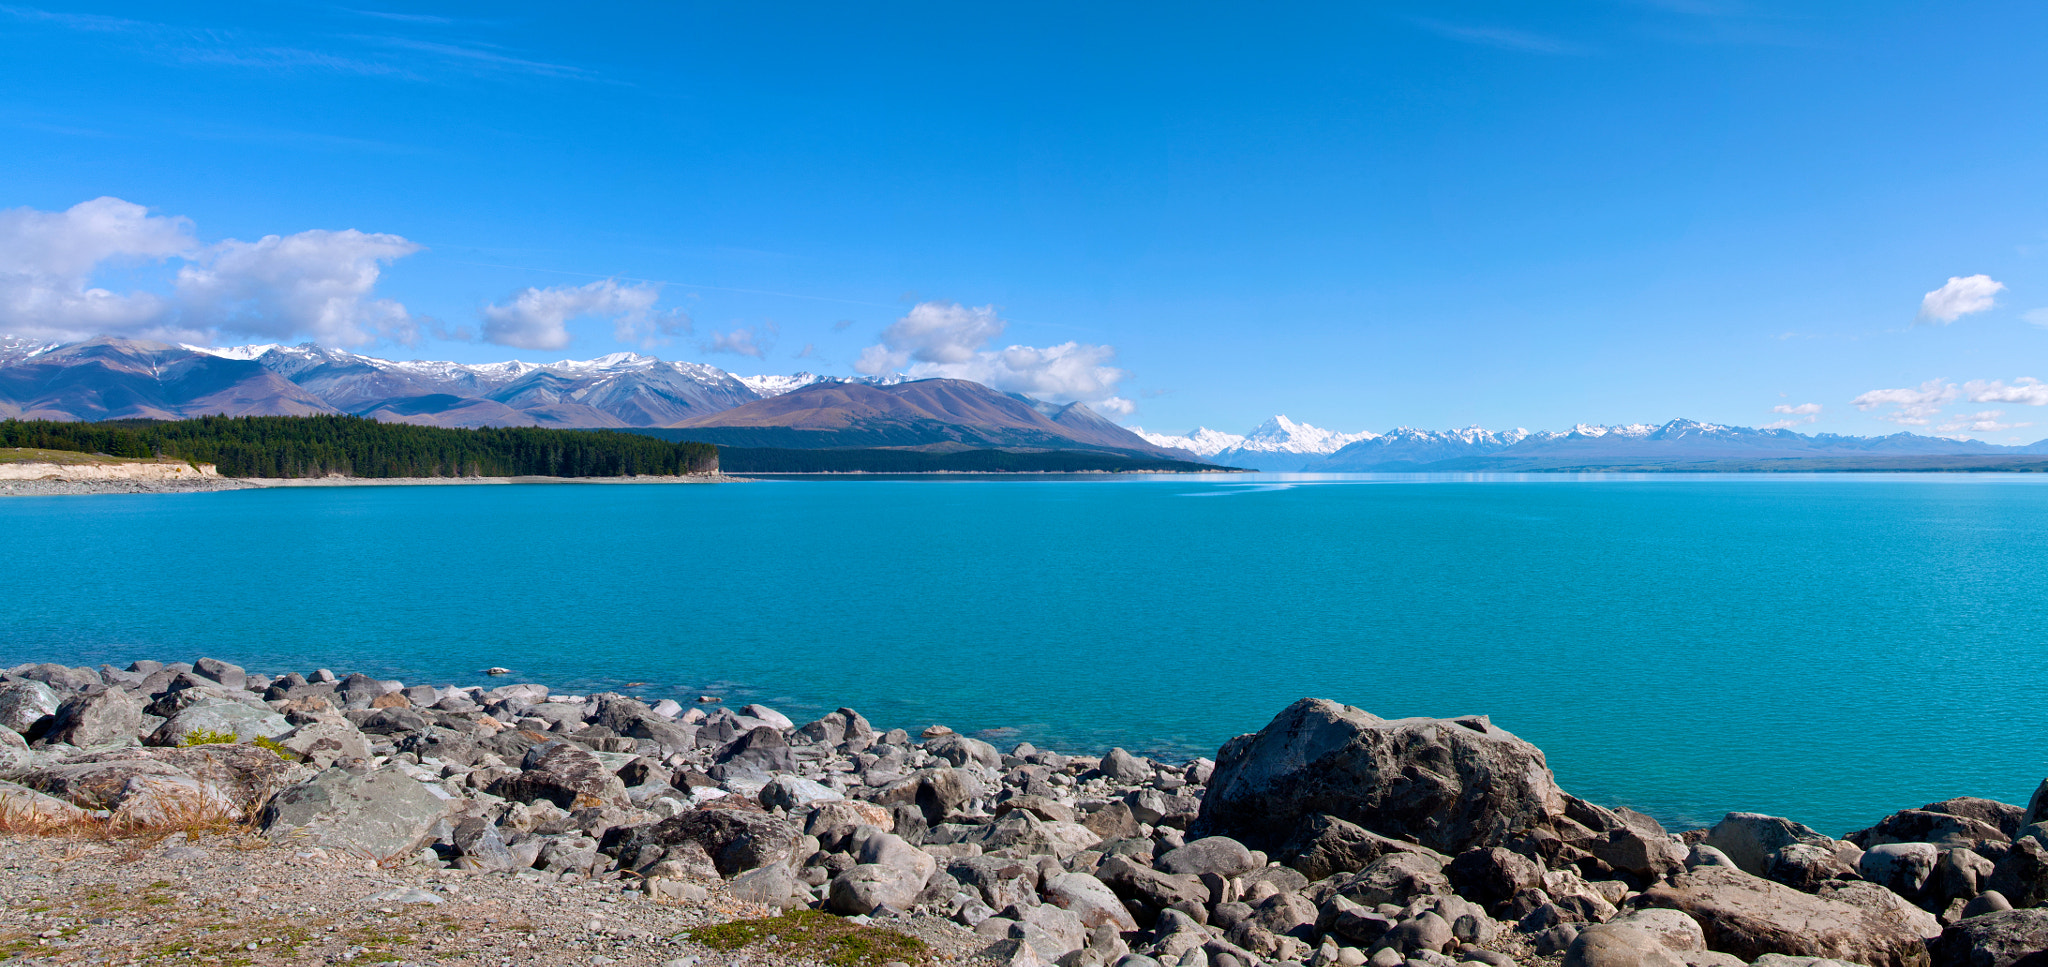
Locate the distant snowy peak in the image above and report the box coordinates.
[1134,416,1375,458]
[1236,415,1379,454]
[737,372,825,397]
[0,335,58,364]
[1131,426,1246,457]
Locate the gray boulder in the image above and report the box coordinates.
[1158,836,1258,877]
[1282,813,1448,880]
[1044,871,1139,932]
[1860,843,1941,900]
[274,720,371,770]
[925,733,1000,770]
[827,863,925,915]
[487,740,628,808]
[1767,843,1860,892]
[1636,866,1932,967]
[147,700,291,747]
[1194,699,1566,855]
[0,680,60,734]
[1099,747,1151,783]
[261,767,453,860]
[1928,908,2048,967]
[1702,813,1836,878]
[759,774,842,812]
[1563,924,1687,967]
[191,658,247,690]
[796,708,874,752]
[44,689,143,748]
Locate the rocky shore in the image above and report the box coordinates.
[2,661,2044,967]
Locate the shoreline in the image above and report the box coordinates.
[0,463,742,496]
[1,658,2037,967]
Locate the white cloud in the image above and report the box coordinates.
[1934,410,2029,435]
[854,301,1007,374]
[1964,377,2048,406]
[1851,379,1958,426]
[701,323,775,359]
[0,196,198,340]
[1092,396,1136,418]
[177,229,422,346]
[1918,274,2005,323]
[2025,308,2048,328]
[479,279,677,351]
[0,196,427,347]
[855,300,1131,405]
[1761,402,1822,429]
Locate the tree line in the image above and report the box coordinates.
[0,416,719,479]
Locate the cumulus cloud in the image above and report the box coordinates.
[0,197,198,340]
[480,279,680,351]
[0,196,426,347]
[1918,274,2005,323]
[854,300,1131,406]
[701,322,776,359]
[1852,380,1958,426]
[1964,377,2048,406]
[177,229,423,346]
[1762,402,1822,430]
[854,301,1006,374]
[1093,396,1136,418]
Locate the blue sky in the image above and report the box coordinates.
[3,2,2047,440]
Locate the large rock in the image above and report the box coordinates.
[1853,808,2016,850]
[873,767,989,826]
[44,689,143,748]
[1702,813,1836,878]
[1158,836,1258,877]
[1043,871,1139,932]
[608,805,804,876]
[0,779,88,825]
[1929,909,2048,967]
[0,680,60,734]
[826,863,924,915]
[260,767,453,860]
[796,708,874,752]
[1637,866,1931,967]
[146,700,291,747]
[1282,813,1448,880]
[1860,843,1941,901]
[1193,699,1566,855]
[274,720,371,770]
[1449,846,1545,908]
[1564,924,1688,967]
[487,740,628,808]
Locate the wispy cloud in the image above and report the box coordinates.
[1964,378,2048,406]
[1410,17,1588,55]
[0,3,596,83]
[701,322,777,359]
[1762,402,1821,429]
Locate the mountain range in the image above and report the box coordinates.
[1141,417,2048,471]
[0,337,1184,460]
[7,335,2048,471]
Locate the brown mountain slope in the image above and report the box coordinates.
[670,378,1195,459]
[0,338,337,422]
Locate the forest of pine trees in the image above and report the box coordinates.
[0,416,719,478]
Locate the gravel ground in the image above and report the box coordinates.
[0,831,989,967]
[0,477,256,496]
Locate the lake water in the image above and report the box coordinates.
[5,472,2046,836]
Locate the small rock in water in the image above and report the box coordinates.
[483,667,511,676]
[696,695,722,703]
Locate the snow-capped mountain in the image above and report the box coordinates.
[1131,426,1246,457]
[1134,415,1379,469]
[1307,426,1528,471]
[0,336,57,365]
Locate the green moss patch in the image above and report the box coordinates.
[685,910,930,967]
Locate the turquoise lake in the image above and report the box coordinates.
[5,473,2046,836]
